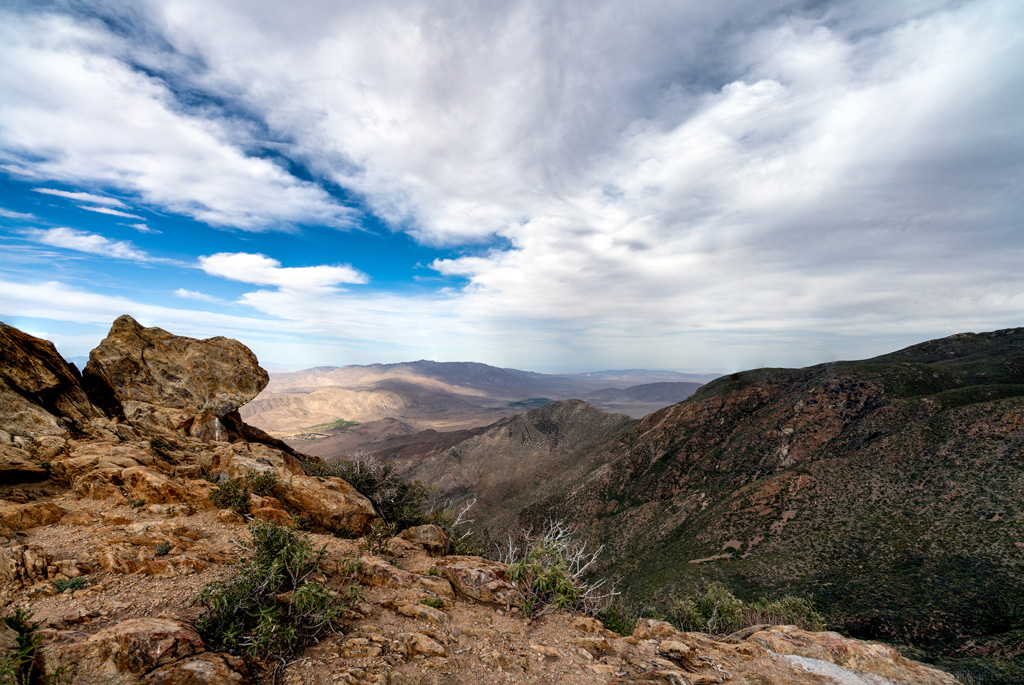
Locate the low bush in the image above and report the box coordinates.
[501,520,616,618]
[243,470,278,496]
[301,453,434,530]
[53,577,86,593]
[361,520,397,556]
[670,581,824,635]
[208,470,279,517]
[194,519,352,666]
[209,479,249,514]
[1,609,42,685]
[428,498,480,555]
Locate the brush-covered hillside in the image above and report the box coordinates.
[419,328,1024,681]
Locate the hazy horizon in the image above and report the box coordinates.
[2,1,1021,373]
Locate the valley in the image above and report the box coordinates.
[259,329,1024,683]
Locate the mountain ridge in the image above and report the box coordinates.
[398,327,1024,680]
[243,360,709,435]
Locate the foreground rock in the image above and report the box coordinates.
[0,321,110,481]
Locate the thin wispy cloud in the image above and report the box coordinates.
[125,223,159,234]
[174,288,223,303]
[32,188,126,207]
[0,11,358,231]
[0,207,35,220]
[80,206,145,219]
[23,227,153,262]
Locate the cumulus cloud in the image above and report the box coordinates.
[198,252,368,289]
[23,227,152,261]
[32,188,126,207]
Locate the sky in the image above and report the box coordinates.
[1,0,1022,374]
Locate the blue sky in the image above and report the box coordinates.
[1,0,1022,373]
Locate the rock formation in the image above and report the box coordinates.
[0,316,963,684]
[83,315,269,441]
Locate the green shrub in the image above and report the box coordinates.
[300,453,434,530]
[746,595,825,631]
[419,597,442,609]
[361,520,397,556]
[243,470,278,496]
[209,479,249,514]
[155,541,172,557]
[670,581,824,635]
[194,519,347,665]
[1,609,42,685]
[598,598,640,637]
[54,577,87,593]
[503,520,616,618]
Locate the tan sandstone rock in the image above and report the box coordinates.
[0,322,106,452]
[399,524,450,556]
[83,315,268,441]
[140,652,249,684]
[0,501,65,532]
[439,561,520,606]
[36,618,205,684]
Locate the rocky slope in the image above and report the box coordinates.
[448,329,1024,680]
[0,316,959,684]
[397,400,635,511]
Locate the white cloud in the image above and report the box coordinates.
[0,207,35,220]
[23,227,152,261]
[32,187,126,207]
[0,11,357,231]
[2,1,1023,371]
[80,206,145,219]
[174,288,223,303]
[126,223,159,234]
[0,278,284,339]
[199,252,368,289]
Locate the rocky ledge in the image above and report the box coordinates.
[0,316,959,684]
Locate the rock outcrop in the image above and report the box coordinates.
[0,317,378,538]
[83,315,269,441]
[0,321,111,483]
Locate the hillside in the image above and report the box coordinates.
[400,400,635,508]
[422,328,1024,681]
[0,316,959,685]
[241,362,711,437]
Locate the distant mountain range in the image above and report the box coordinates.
[240,360,712,437]
[390,328,1024,678]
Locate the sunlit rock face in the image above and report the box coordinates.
[83,315,269,441]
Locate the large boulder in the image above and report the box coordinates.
[35,618,205,684]
[0,322,107,465]
[83,316,269,441]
